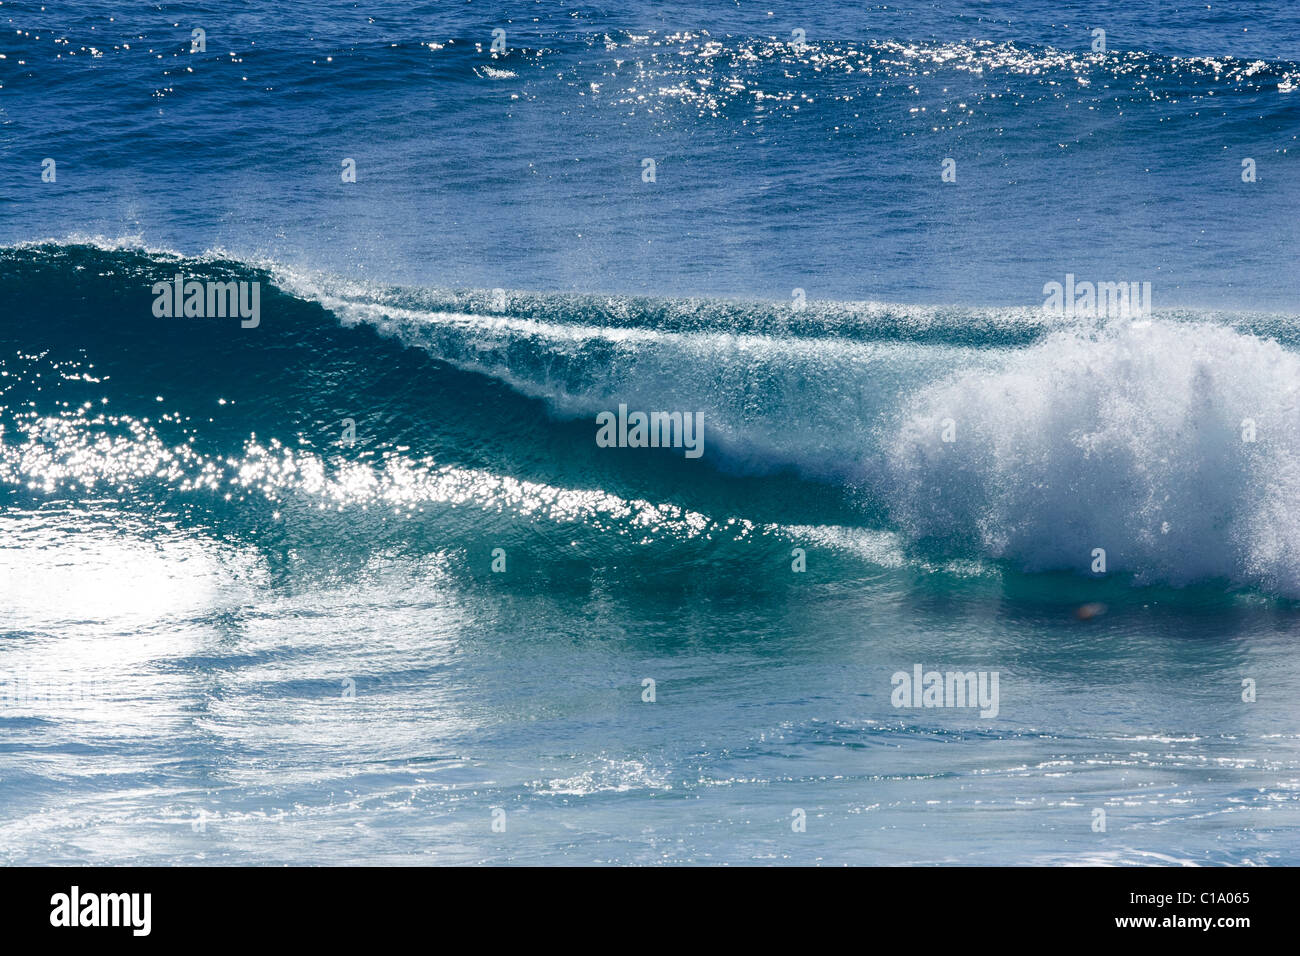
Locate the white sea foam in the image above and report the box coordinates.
[884,320,1300,593]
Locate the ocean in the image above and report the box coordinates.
[1,1,1299,865]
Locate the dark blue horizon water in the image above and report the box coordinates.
[3,0,1299,307]
[2,2,1300,867]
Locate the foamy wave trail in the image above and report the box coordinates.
[3,242,1300,596]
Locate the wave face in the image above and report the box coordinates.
[3,242,1299,597]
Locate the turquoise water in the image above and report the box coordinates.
[2,1,1300,864]
[1,245,1297,865]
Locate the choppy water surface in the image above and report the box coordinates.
[2,1,1299,864]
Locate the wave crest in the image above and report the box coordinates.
[884,320,1300,593]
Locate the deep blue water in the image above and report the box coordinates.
[1,2,1299,865]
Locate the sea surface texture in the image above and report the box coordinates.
[1,1,1299,864]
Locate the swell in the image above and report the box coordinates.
[0,242,883,592]
[4,242,1300,597]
